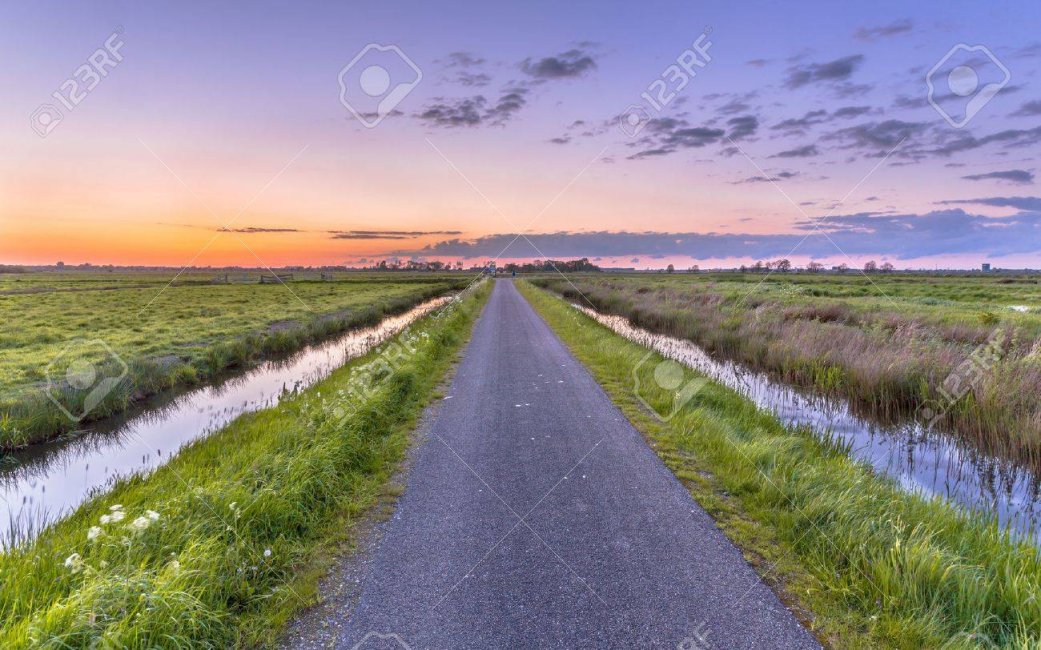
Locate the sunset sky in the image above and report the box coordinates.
[2,0,1040,269]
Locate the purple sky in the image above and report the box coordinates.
[2,0,1040,268]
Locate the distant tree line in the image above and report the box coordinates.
[501,258,601,273]
[737,259,896,273]
[367,259,467,271]
[356,258,601,273]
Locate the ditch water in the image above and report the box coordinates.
[0,296,452,546]
[572,302,1041,544]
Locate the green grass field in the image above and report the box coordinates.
[532,272,1041,470]
[0,280,489,648]
[519,280,1041,649]
[0,271,471,448]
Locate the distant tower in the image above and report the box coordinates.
[982,263,991,272]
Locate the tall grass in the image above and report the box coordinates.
[533,276,1041,471]
[0,281,466,450]
[520,281,1041,648]
[0,282,489,648]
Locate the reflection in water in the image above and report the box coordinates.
[1,297,451,545]
[574,304,1041,544]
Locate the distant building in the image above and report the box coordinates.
[982,263,991,272]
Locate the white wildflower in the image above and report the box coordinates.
[109,504,123,511]
[108,510,125,523]
[64,553,83,573]
[169,559,180,571]
[145,510,160,521]
[263,548,271,558]
[87,526,103,541]
[99,514,111,525]
[130,516,150,531]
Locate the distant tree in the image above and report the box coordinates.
[837,263,849,273]
[487,258,600,274]
[775,258,792,272]
[864,260,878,273]
[880,262,895,273]
[689,264,700,272]
[56,261,65,268]
[666,264,675,273]
[806,261,824,273]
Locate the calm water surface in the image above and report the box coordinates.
[573,303,1041,543]
[1,297,451,545]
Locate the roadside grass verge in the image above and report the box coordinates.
[518,281,1041,649]
[1,280,467,450]
[0,281,489,648]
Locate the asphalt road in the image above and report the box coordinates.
[333,280,819,649]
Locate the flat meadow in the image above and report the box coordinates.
[0,280,490,648]
[532,271,1041,470]
[0,270,469,448]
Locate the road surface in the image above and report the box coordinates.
[332,280,818,649]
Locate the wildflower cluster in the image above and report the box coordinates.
[64,505,164,575]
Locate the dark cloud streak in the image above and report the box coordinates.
[521,48,597,79]
[962,170,1034,184]
[854,19,913,42]
[400,207,1041,260]
[785,55,864,88]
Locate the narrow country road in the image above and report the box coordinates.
[334,280,819,649]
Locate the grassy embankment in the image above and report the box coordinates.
[532,273,1041,471]
[0,276,468,449]
[0,281,489,648]
[519,280,1041,649]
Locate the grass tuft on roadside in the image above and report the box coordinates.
[0,281,490,649]
[518,280,1041,649]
